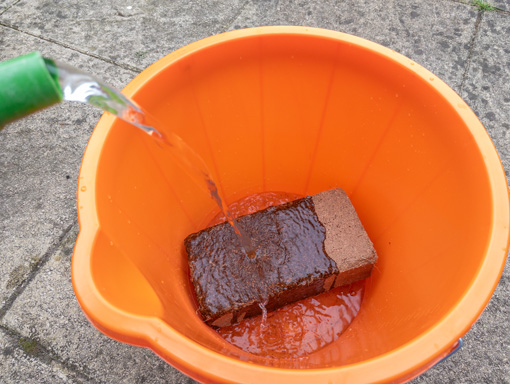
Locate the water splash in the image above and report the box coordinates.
[259,299,269,330]
[218,281,366,359]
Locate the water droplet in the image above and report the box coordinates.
[410,62,415,65]
[109,241,114,246]
[80,186,87,192]
[79,205,83,209]
[429,77,434,81]
[107,195,112,200]
[127,220,131,224]
[258,300,269,330]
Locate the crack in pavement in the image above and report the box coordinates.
[0,221,96,381]
[0,323,98,383]
[222,0,253,31]
[459,10,484,93]
[450,0,510,15]
[0,222,75,321]
[0,21,143,74]
[0,0,21,16]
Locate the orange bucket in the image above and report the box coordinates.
[72,27,509,383]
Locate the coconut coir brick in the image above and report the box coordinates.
[185,188,377,327]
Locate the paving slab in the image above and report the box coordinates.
[461,10,510,174]
[0,326,78,383]
[492,0,510,12]
[0,0,246,71]
[0,26,135,308]
[0,0,16,13]
[1,225,196,384]
[229,0,478,91]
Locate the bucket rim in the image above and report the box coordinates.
[73,26,510,383]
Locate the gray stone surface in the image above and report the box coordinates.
[0,0,508,383]
[228,0,478,90]
[0,0,246,71]
[1,225,194,384]
[0,326,78,383]
[492,0,510,12]
[0,0,17,13]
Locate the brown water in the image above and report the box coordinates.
[219,281,364,359]
[46,58,255,256]
[211,192,365,358]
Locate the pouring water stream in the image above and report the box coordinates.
[46,59,255,257]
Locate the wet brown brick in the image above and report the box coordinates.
[185,188,377,327]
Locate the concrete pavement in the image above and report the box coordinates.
[0,0,509,383]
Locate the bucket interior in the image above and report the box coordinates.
[89,33,493,369]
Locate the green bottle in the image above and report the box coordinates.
[0,51,63,129]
